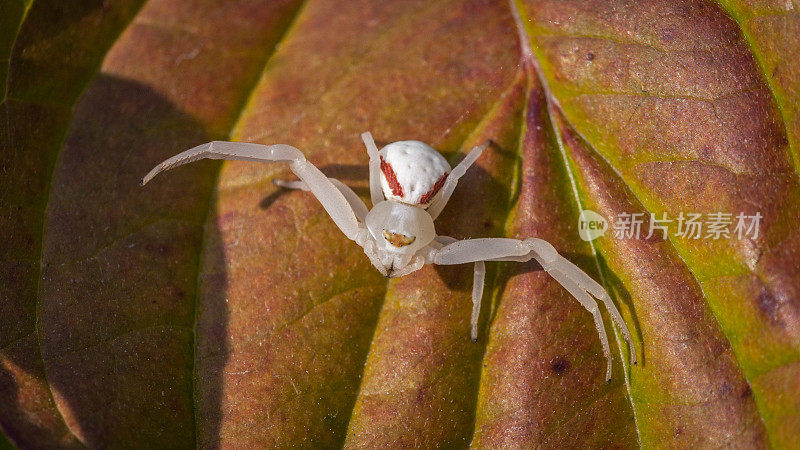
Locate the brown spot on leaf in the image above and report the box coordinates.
[550,356,570,376]
[758,289,781,325]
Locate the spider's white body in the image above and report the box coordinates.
[141,132,636,381]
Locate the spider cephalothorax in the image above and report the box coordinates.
[141,131,636,381]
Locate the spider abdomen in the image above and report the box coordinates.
[379,140,450,207]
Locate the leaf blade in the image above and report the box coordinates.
[516,0,800,445]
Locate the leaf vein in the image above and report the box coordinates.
[187,0,312,447]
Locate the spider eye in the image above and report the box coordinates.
[382,230,416,247]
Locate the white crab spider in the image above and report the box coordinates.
[141,131,636,381]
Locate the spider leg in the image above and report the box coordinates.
[357,234,388,277]
[434,235,458,245]
[427,141,490,220]
[545,266,611,380]
[471,260,485,342]
[524,238,636,368]
[141,141,361,241]
[433,237,635,380]
[274,178,368,222]
[430,236,483,341]
[361,131,385,207]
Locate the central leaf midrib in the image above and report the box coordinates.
[509,0,641,444]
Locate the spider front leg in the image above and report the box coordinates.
[141,141,361,241]
[434,237,636,381]
[361,131,385,207]
[426,140,490,220]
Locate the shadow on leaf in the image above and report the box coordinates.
[0,75,230,449]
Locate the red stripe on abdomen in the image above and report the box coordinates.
[380,156,404,197]
[420,172,448,204]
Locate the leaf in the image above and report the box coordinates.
[1,0,798,448]
[513,0,800,446]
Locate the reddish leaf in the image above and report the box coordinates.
[2,0,799,448]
